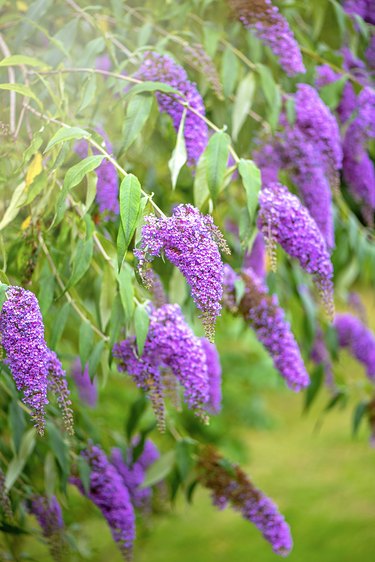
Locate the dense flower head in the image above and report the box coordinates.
[229,0,305,76]
[134,51,208,166]
[75,129,119,219]
[29,495,64,561]
[111,440,160,510]
[113,304,210,430]
[258,183,334,315]
[46,350,74,435]
[334,314,375,381]
[243,233,267,280]
[198,447,293,556]
[0,286,49,434]
[135,204,229,340]
[200,338,222,413]
[343,86,375,222]
[71,358,98,408]
[343,0,375,24]
[71,444,135,560]
[310,328,334,387]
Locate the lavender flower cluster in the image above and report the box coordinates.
[135,204,229,340]
[0,286,73,434]
[200,338,222,414]
[257,184,334,315]
[134,51,208,166]
[71,445,136,560]
[198,447,293,556]
[113,304,221,430]
[223,265,310,391]
[29,495,64,562]
[334,314,375,381]
[343,0,375,24]
[71,358,98,408]
[229,0,305,76]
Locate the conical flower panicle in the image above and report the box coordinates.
[198,447,293,557]
[229,0,305,76]
[200,338,222,414]
[135,204,229,341]
[46,350,74,435]
[29,495,65,562]
[71,358,98,408]
[334,313,375,381]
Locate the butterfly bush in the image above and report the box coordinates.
[229,0,305,76]
[46,350,74,435]
[200,338,222,414]
[257,184,334,316]
[113,304,210,431]
[71,445,135,560]
[198,447,293,556]
[0,286,49,434]
[223,265,310,391]
[343,0,375,24]
[75,129,119,219]
[29,495,64,562]
[243,232,266,280]
[71,358,98,408]
[135,204,230,341]
[334,314,375,381]
[134,51,208,166]
[111,440,160,510]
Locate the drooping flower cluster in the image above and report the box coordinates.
[310,328,334,388]
[71,358,98,408]
[198,447,293,556]
[223,265,310,391]
[135,204,230,340]
[75,128,119,219]
[71,444,135,560]
[0,286,49,434]
[257,184,334,315]
[229,0,305,76]
[111,439,160,511]
[113,304,211,430]
[182,43,223,99]
[243,232,266,279]
[200,338,222,413]
[29,495,64,562]
[343,0,375,24]
[133,51,209,166]
[343,87,375,223]
[46,350,74,434]
[334,314,375,381]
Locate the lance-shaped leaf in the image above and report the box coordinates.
[67,237,94,289]
[232,73,255,141]
[205,131,230,201]
[44,126,91,153]
[119,174,141,258]
[134,302,150,355]
[123,93,153,152]
[168,109,187,189]
[238,159,261,225]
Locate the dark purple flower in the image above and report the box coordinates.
[334,314,375,381]
[229,0,305,76]
[46,350,74,435]
[258,183,334,315]
[134,51,208,166]
[343,0,375,25]
[200,338,222,414]
[29,495,64,561]
[135,204,229,340]
[71,358,98,408]
[198,447,293,556]
[71,444,135,560]
[0,286,49,434]
[113,304,210,430]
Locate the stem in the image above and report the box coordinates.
[0,34,16,134]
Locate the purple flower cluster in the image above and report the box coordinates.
[366,35,375,68]
[198,447,293,557]
[29,495,64,561]
[135,204,229,340]
[75,129,119,219]
[223,265,309,391]
[334,314,375,381]
[111,440,160,510]
[134,51,208,166]
[200,338,222,413]
[182,43,223,99]
[71,444,135,560]
[113,304,210,430]
[229,0,305,76]
[71,358,98,408]
[0,286,49,434]
[243,232,266,280]
[343,87,375,223]
[46,350,74,435]
[343,0,375,24]
[143,269,168,308]
[257,184,334,315]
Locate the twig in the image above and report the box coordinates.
[0,34,16,134]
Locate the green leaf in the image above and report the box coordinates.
[304,364,325,412]
[221,47,239,98]
[23,170,47,205]
[67,237,94,289]
[8,400,26,454]
[79,322,94,370]
[100,266,115,331]
[117,264,135,324]
[134,303,150,355]
[0,83,42,108]
[319,75,348,110]
[194,153,209,210]
[0,182,27,232]
[49,302,70,348]
[5,428,36,490]
[119,174,141,260]
[0,282,7,312]
[232,73,255,141]
[257,65,281,130]
[44,452,57,498]
[44,126,91,153]
[205,131,230,201]
[109,293,124,353]
[0,55,47,67]
[168,109,187,189]
[352,401,368,436]
[141,450,176,488]
[126,395,147,441]
[47,422,69,476]
[122,93,153,152]
[175,440,194,481]
[78,74,97,112]
[127,81,181,98]
[169,267,187,307]
[238,159,261,224]
[78,456,91,495]
[88,340,105,381]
